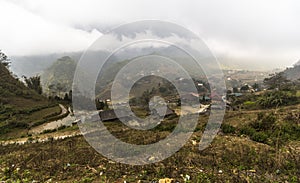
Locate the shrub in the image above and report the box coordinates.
[154,123,176,132]
[31,119,47,127]
[41,129,56,134]
[250,131,268,143]
[281,123,300,141]
[221,124,236,134]
[240,126,256,136]
[250,113,276,131]
[258,91,297,108]
[58,125,67,130]
[9,121,29,129]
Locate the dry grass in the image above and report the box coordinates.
[0,104,299,182]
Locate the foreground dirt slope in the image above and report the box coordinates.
[0,104,299,182]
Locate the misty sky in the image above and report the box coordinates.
[0,0,299,69]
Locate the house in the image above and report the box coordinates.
[229,93,243,97]
[210,104,225,110]
[210,91,223,101]
[98,106,176,122]
[99,109,130,122]
[181,93,199,103]
[72,119,81,126]
[152,106,175,118]
[201,95,211,102]
[198,104,210,114]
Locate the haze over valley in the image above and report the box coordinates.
[0,0,300,182]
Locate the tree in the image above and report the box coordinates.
[68,90,72,102]
[64,93,69,101]
[63,90,73,102]
[95,100,107,110]
[264,72,290,90]
[240,85,250,92]
[233,87,239,93]
[0,50,10,68]
[55,83,66,97]
[257,91,296,108]
[23,75,43,94]
[141,90,151,105]
[252,83,260,91]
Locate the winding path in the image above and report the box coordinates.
[1,104,80,146]
[29,104,75,134]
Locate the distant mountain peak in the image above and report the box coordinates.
[282,60,300,81]
[58,56,72,61]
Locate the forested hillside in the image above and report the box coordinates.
[0,61,60,139]
[41,56,77,97]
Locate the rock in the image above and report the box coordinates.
[184,174,190,181]
[45,178,52,183]
[191,140,197,145]
[159,178,174,183]
[248,169,256,173]
[86,165,97,174]
[148,156,155,161]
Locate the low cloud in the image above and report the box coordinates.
[0,0,102,56]
[1,0,300,68]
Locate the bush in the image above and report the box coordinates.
[240,126,256,136]
[41,129,56,134]
[281,123,300,141]
[250,113,276,131]
[153,122,176,132]
[31,119,47,127]
[43,108,62,119]
[221,124,236,134]
[41,125,67,134]
[258,91,297,108]
[58,125,67,130]
[250,131,268,143]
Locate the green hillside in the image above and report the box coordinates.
[0,62,60,139]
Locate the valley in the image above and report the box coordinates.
[0,53,299,182]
